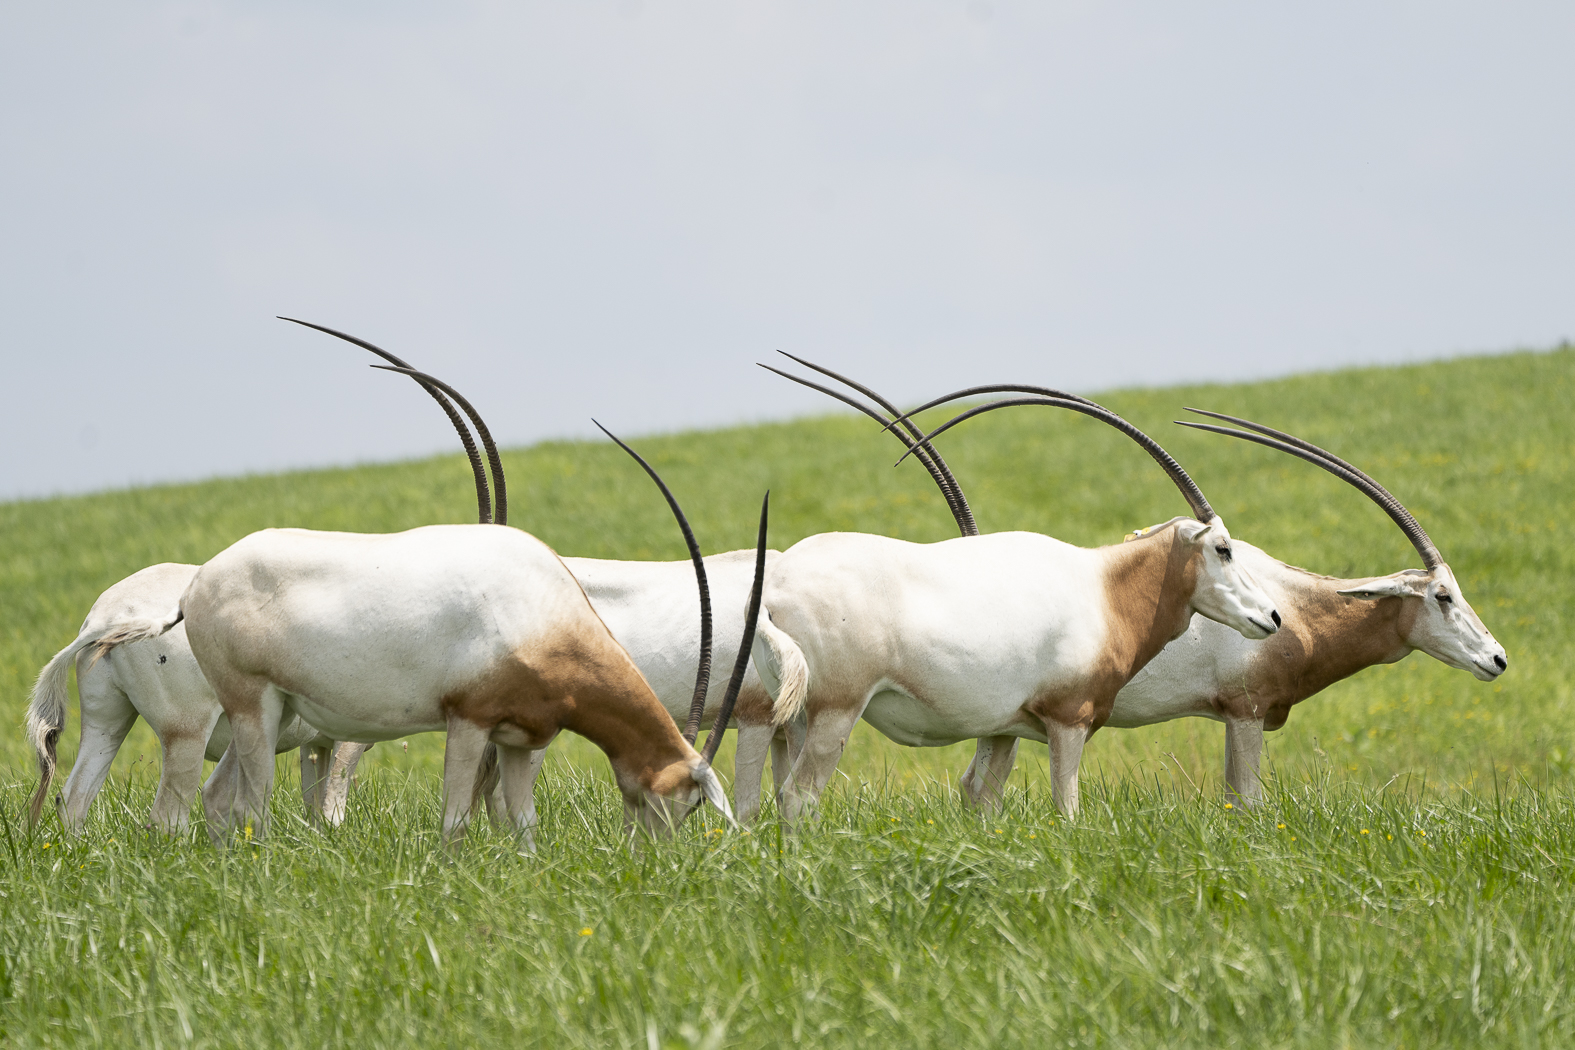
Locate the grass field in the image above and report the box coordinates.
[2,347,1573,1046]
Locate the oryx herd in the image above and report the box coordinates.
[25,321,1508,849]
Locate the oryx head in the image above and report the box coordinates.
[891,390,1282,642]
[599,425,771,841]
[1163,514,1282,640]
[1178,408,1506,682]
[624,755,738,839]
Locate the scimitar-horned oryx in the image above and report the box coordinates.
[750,392,1282,821]
[23,330,502,834]
[296,321,789,822]
[873,391,1508,810]
[97,415,770,848]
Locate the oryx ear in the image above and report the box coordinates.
[694,762,737,826]
[1337,577,1420,601]
[1174,518,1209,544]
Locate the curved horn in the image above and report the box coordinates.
[1176,411,1443,570]
[900,396,1216,523]
[371,366,508,528]
[759,362,976,537]
[593,422,713,745]
[700,491,770,764]
[279,317,497,525]
[881,382,1099,436]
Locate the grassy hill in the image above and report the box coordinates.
[3,346,1573,1048]
[4,346,1571,790]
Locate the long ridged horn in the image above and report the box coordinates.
[594,422,713,745]
[279,317,500,525]
[1176,410,1443,570]
[371,366,508,527]
[899,396,1216,523]
[700,491,770,764]
[759,360,976,536]
[882,383,1100,435]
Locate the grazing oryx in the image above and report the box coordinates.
[954,407,1508,808]
[26,564,344,833]
[750,392,1282,821]
[96,414,770,848]
[23,327,500,833]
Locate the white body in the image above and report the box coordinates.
[751,518,1280,820]
[166,524,728,847]
[25,563,342,833]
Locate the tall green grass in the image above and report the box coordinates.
[2,347,1573,1046]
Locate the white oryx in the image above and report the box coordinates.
[24,325,500,833]
[97,416,769,848]
[26,563,344,833]
[749,392,1283,821]
[947,407,1508,809]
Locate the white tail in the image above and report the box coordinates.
[23,606,182,824]
[26,635,92,824]
[750,615,809,726]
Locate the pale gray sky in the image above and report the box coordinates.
[3,2,1571,501]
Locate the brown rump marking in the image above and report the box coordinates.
[440,625,698,798]
[1026,522,1199,733]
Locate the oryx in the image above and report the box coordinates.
[23,330,502,833]
[748,392,1282,821]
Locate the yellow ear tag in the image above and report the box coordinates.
[1123,526,1153,543]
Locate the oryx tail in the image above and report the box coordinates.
[25,606,183,824]
[751,615,809,726]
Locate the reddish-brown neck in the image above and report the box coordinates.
[1097,525,1200,682]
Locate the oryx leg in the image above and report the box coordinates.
[321,742,375,828]
[202,677,284,845]
[440,718,492,851]
[1223,717,1266,806]
[148,711,224,835]
[298,743,334,823]
[494,744,547,853]
[780,698,869,824]
[959,735,1020,813]
[775,717,806,797]
[55,672,140,835]
[1045,719,1089,820]
[473,743,508,828]
[732,721,776,825]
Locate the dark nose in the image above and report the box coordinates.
[1494,653,1507,671]
[1271,610,1282,628]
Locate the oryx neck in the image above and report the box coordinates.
[1095,526,1198,683]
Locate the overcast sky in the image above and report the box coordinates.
[2,2,1571,501]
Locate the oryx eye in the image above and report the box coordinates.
[1437,593,1453,607]
[1215,545,1232,563]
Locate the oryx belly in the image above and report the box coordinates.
[767,531,1111,742]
